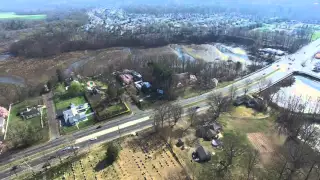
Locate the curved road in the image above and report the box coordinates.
[0,38,320,179]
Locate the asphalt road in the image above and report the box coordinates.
[1,38,319,179]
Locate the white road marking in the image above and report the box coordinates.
[75,116,150,144]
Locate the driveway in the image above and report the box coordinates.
[43,92,60,140]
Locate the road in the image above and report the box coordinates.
[0,38,320,179]
[43,92,60,140]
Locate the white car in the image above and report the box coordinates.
[90,137,97,141]
[62,146,80,151]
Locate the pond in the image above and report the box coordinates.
[0,54,10,61]
[272,75,320,112]
[0,76,25,86]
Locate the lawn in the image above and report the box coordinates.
[0,12,46,20]
[96,102,130,120]
[61,115,95,135]
[219,106,271,134]
[55,96,86,110]
[7,97,49,143]
[312,31,320,41]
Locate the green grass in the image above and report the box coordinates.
[106,104,124,112]
[55,96,86,110]
[219,106,271,134]
[60,115,95,135]
[7,97,49,143]
[0,12,46,20]
[179,81,235,99]
[312,31,320,41]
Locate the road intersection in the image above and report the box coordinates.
[0,38,320,179]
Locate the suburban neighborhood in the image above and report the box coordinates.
[0,1,320,179]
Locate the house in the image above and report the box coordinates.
[119,74,134,85]
[20,107,41,120]
[192,146,211,162]
[0,117,5,133]
[196,127,218,140]
[123,69,142,82]
[63,103,90,125]
[173,73,197,87]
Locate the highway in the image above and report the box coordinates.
[0,38,319,179]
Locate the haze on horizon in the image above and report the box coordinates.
[0,0,319,11]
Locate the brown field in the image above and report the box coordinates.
[247,132,282,164]
[31,133,186,180]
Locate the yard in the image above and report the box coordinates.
[170,105,282,178]
[6,97,49,143]
[60,115,95,135]
[26,134,186,180]
[55,96,87,111]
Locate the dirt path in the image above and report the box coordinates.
[43,92,60,140]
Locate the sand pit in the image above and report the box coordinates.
[176,44,251,65]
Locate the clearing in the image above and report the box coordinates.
[0,12,46,20]
[312,31,320,41]
[27,134,186,180]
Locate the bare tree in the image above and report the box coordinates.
[228,85,237,101]
[187,107,197,127]
[171,104,183,126]
[207,92,231,121]
[215,132,248,178]
[154,103,171,129]
[258,78,269,95]
[243,79,252,95]
[243,149,260,180]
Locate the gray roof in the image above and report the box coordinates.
[196,146,211,161]
[21,108,40,117]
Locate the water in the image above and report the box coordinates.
[0,54,10,61]
[273,75,320,112]
[0,76,24,86]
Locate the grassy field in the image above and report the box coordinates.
[0,12,46,20]
[7,97,49,143]
[312,31,320,41]
[55,96,87,110]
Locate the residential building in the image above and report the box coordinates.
[63,103,90,125]
[20,107,41,120]
[0,117,5,133]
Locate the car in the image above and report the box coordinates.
[90,137,97,141]
[72,146,80,150]
[96,125,102,129]
[62,146,79,151]
[49,155,56,160]
[62,147,71,151]
[289,63,292,65]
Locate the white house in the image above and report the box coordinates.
[0,117,5,134]
[63,103,90,125]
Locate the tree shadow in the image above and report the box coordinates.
[94,156,114,172]
[126,130,166,154]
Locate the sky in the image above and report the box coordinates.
[0,0,318,11]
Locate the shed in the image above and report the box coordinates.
[195,146,211,162]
